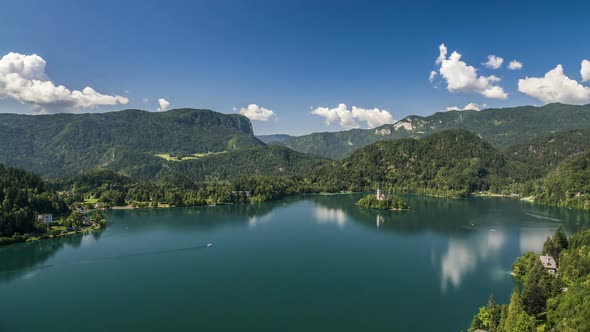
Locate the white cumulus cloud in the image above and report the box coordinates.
[351,106,395,128]
[518,64,590,104]
[429,70,437,83]
[483,55,504,69]
[0,52,128,112]
[435,43,447,65]
[446,102,483,112]
[239,104,275,121]
[312,103,357,129]
[435,44,507,99]
[581,59,590,82]
[311,103,394,129]
[508,60,523,70]
[157,98,170,112]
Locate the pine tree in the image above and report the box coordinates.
[552,226,569,263]
[497,304,508,332]
[487,294,501,332]
[543,236,556,257]
[504,288,532,332]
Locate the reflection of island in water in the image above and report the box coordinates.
[306,194,589,292]
[0,229,104,283]
[307,194,588,235]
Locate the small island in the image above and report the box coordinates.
[357,188,409,210]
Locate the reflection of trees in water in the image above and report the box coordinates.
[308,194,488,235]
[307,194,590,235]
[105,199,298,231]
[0,229,104,282]
[308,194,590,293]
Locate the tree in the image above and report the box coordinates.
[469,294,502,332]
[503,289,533,332]
[553,226,569,252]
[469,306,490,332]
[512,251,538,280]
[523,257,556,314]
[546,276,590,332]
[522,283,547,317]
[62,211,86,228]
[487,294,501,332]
[543,236,558,259]
[497,304,508,332]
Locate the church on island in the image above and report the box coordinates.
[376,187,386,201]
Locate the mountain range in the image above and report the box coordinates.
[0,103,589,199]
[0,108,331,182]
[275,103,590,159]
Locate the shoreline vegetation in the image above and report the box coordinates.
[468,227,590,332]
[0,210,107,246]
[0,165,586,248]
[2,130,590,247]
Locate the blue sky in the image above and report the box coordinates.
[1,0,589,135]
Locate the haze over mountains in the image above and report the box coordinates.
[269,103,590,159]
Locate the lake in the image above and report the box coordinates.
[1,194,589,332]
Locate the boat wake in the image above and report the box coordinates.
[524,212,561,222]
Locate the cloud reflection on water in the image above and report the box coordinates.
[313,205,347,227]
[439,230,506,293]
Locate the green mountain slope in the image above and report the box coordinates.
[0,108,264,177]
[311,130,507,196]
[281,103,590,159]
[530,149,590,210]
[503,128,590,177]
[103,145,328,183]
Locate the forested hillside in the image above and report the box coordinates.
[0,164,69,241]
[310,130,508,197]
[102,145,329,182]
[281,103,590,159]
[529,150,590,210]
[503,128,590,177]
[0,108,263,177]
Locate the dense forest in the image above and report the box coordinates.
[102,145,329,182]
[0,108,264,177]
[468,228,590,331]
[504,128,590,177]
[529,150,590,210]
[310,130,509,197]
[0,164,69,244]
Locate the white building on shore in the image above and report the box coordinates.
[540,255,557,274]
[37,213,53,224]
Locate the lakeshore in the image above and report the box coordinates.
[2,194,587,332]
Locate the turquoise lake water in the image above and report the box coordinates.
[1,194,588,332]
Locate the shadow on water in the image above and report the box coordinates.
[0,229,105,282]
[0,201,298,283]
[104,200,294,231]
[0,228,214,281]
